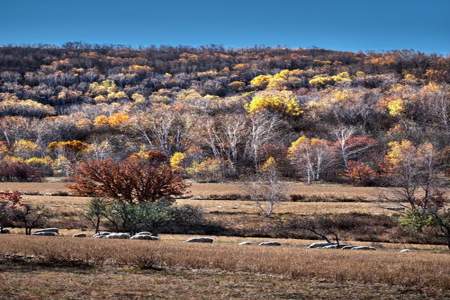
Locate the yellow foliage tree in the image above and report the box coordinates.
[176,89,202,101]
[260,156,277,173]
[25,156,53,168]
[386,98,405,117]
[48,140,88,153]
[333,89,351,101]
[94,115,109,126]
[13,139,39,158]
[385,140,415,167]
[246,90,302,116]
[404,73,417,81]
[309,72,351,88]
[0,142,8,158]
[0,98,55,116]
[108,112,129,127]
[89,80,117,95]
[251,69,303,90]
[107,91,128,101]
[288,136,334,184]
[383,140,436,191]
[267,70,290,89]
[131,93,145,103]
[14,139,39,152]
[128,64,152,73]
[250,74,272,89]
[94,95,107,102]
[170,152,185,170]
[355,71,366,77]
[52,155,72,176]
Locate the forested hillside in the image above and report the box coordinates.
[0,44,449,184]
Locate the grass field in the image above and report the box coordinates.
[4,182,413,244]
[1,180,449,298]
[0,180,410,218]
[1,265,436,299]
[1,180,446,244]
[0,180,398,200]
[19,194,403,215]
[0,235,449,299]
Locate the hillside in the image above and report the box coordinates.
[0,46,449,183]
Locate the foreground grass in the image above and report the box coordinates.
[1,235,449,296]
[0,265,441,300]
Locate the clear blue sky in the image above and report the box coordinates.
[1,0,449,54]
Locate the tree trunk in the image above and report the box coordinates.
[95,217,100,233]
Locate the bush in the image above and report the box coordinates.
[344,161,377,186]
[166,205,206,232]
[0,161,42,182]
[0,201,13,232]
[84,198,107,233]
[85,198,207,235]
[0,191,50,234]
[103,201,174,234]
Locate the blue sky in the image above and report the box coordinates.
[1,0,449,54]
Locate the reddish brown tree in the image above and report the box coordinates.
[344,160,377,186]
[69,152,188,203]
[0,191,50,235]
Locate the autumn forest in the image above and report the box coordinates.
[0,45,448,185]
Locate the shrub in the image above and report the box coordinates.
[344,161,377,186]
[0,160,42,182]
[84,198,108,233]
[25,156,53,176]
[167,205,206,231]
[0,191,50,235]
[0,201,13,232]
[104,201,173,234]
[84,198,206,235]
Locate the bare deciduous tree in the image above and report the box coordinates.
[246,112,281,170]
[245,157,286,217]
[333,126,376,168]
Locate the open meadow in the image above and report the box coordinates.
[1,234,450,299]
[2,180,448,243]
[1,180,450,298]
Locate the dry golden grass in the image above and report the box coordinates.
[0,181,69,194]
[190,182,394,201]
[177,199,403,215]
[6,230,446,252]
[4,181,447,218]
[1,234,449,294]
[20,194,403,216]
[0,181,394,200]
[2,180,448,200]
[157,234,450,251]
[1,266,436,299]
